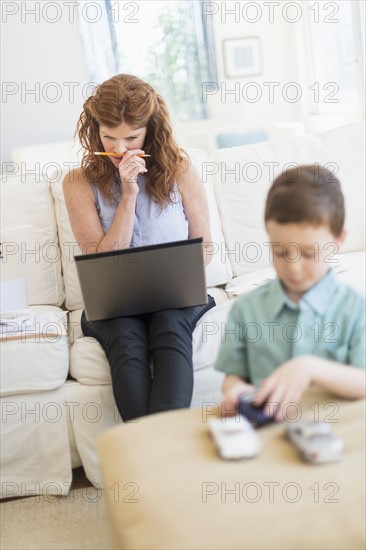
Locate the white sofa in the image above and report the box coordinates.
[1,122,365,499]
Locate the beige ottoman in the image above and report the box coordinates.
[97,387,365,550]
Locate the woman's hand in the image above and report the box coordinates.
[118,149,148,196]
[255,357,314,420]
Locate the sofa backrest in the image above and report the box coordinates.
[11,139,82,171]
[0,174,65,306]
[211,122,365,277]
[2,122,364,310]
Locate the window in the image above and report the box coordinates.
[77,1,217,122]
[77,0,119,84]
[304,0,365,115]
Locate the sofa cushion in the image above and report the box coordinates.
[226,252,366,297]
[69,298,233,386]
[67,286,228,345]
[11,139,81,169]
[0,306,69,397]
[51,149,232,311]
[51,175,83,311]
[63,372,224,489]
[187,149,233,286]
[335,251,366,295]
[0,175,65,306]
[63,382,121,487]
[212,122,365,277]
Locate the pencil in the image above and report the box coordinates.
[94,152,151,158]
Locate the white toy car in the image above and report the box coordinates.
[208,416,262,460]
[285,421,344,464]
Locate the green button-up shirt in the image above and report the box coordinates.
[215,269,365,386]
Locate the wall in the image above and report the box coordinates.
[1,1,89,164]
[175,0,308,151]
[205,1,303,126]
[1,1,363,163]
[173,1,364,150]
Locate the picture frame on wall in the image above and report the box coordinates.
[222,37,262,78]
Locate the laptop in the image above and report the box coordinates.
[74,238,207,321]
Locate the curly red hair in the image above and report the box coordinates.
[76,74,188,207]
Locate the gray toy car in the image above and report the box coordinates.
[285,420,344,464]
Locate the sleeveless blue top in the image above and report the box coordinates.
[92,174,189,247]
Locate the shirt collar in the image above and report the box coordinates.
[266,269,338,319]
[266,277,292,320]
[300,268,338,315]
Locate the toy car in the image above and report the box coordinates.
[285,420,344,464]
[237,391,276,427]
[208,416,262,460]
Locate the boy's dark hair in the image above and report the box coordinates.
[264,165,345,237]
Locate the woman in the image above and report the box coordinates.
[63,74,215,421]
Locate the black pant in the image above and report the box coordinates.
[81,296,215,421]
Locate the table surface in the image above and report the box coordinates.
[98,387,366,550]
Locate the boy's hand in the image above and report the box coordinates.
[222,381,256,416]
[255,357,314,420]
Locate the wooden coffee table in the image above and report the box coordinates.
[97,387,365,550]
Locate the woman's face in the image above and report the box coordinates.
[99,122,147,167]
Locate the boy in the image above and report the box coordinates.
[215,165,365,419]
